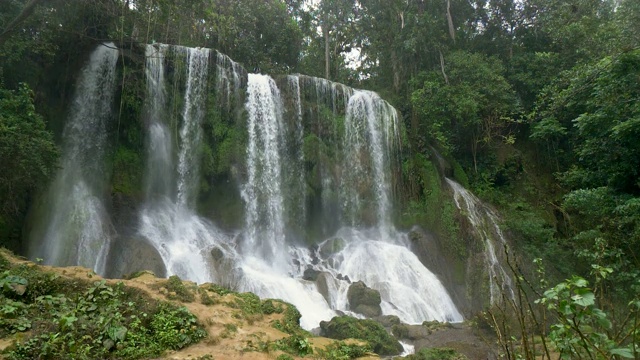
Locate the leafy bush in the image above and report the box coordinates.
[316,341,371,360]
[0,260,207,360]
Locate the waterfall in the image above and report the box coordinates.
[446,178,515,303]
[241,74,288,264]
[176,47,210,208]
[342,91,399,236]
[216,51,243,110]
[32,42,466,330]
[27,43,119,275]
[144,44,174,200]
[234,73,462,327]
[137,45,228,284]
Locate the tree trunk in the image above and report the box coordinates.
[0,0,47,46]
[439,50,449,85]
[323,21,330,80]
[446,0,456,43]
[391,50,401,91]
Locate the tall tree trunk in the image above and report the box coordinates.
[323,21,330,80]
[391,50,401,92]
[446,0,456,42]
[439,50,449,85]
[0,0,47,46]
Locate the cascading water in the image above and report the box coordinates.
[137,45,229,284]
[144,44,174,199]
[342,90,399,236]
[176,47,210,208]
[33,42,466,330]
[235,73,462,327]
[241,74,288,263]
[231,74,333,329]
[446,178,514,303]
[27,43,119,275]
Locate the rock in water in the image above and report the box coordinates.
[303,267,321,281]
[347,281,382,317]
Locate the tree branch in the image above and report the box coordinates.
[0,0,47,46]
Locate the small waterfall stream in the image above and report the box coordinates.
[446,178,515,303]
[27,43,119,275]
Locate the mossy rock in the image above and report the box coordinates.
[318,237,346,258]
[347,281,382,318]
[319,316,403,356]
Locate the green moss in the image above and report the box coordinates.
[111,146,143,197]
[452,160,470,188]
[400,153,468,262]
[261,299,285,315]
[198,288,217,306]
[271,302,308,336]
[164,275,195,302]
[230,292,262,316]
[276,354,295,360]
[203,283,233,296]
[319,316,403,356]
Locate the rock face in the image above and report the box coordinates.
[347,281,382,318]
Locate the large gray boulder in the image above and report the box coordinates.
[347,281,382,318]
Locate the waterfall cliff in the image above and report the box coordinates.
[25,42,523,329]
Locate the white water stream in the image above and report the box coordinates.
[446,178,514,303]
[28,43,119,275]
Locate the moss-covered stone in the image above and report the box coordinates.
[346,281,382,318]
[319,316,403,356]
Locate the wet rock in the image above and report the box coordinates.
[302,267,320,281]
[398,324,431,340]
[107,236,166,278]
[315,272,332,304]
[210,247,225,261]
[374,315,401,328]
[347,281,382,318]
[318,237,346,258]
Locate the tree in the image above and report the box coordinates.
[0,83,58,236]
[411,50,517,172]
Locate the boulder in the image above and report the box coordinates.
[374,315,401,328]
[347,281,382,317]
[315,272,332,304]
[318,237,346,258]
[302,267,321,281]
[319,316,403,356]
[210,247,225,261]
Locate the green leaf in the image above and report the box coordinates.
[108,325,128,342]
[571,291,595,307]
[610,347,634,358]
